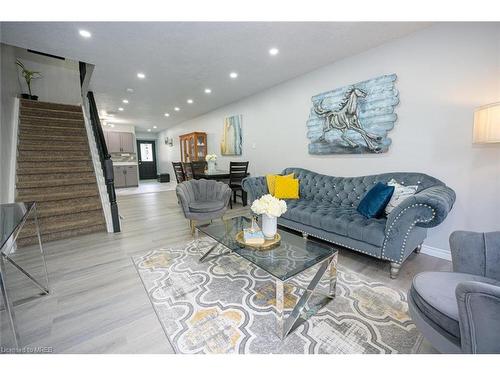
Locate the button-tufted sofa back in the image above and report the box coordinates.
[282,167,445,209]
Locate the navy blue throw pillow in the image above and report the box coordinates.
[357,182,395,218]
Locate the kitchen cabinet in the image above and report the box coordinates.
[120,133,135,153]
[113,165,138,188]
[105,131,135,153]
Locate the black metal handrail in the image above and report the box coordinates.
[86,90,121,232]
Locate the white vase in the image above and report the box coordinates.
[207,160,216,174]
[261,214,277,239]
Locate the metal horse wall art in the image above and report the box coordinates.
[307,74,399,154]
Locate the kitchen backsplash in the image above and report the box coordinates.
[110,152,137,163]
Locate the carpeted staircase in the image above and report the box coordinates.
[15,99,107,245]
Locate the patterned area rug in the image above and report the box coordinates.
[132,238,421,354]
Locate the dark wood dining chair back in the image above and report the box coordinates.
[190,161,208,179]
[172,162,186,183]
[229,162,249,186]
[182,162,193,180]
[229,161,249,208]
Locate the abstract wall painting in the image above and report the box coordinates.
[221,114,242,155]
[307,74,399,154]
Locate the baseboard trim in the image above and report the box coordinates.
[421,245,451,261]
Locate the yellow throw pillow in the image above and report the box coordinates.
[266,173,294,196]
[274,176,299,199]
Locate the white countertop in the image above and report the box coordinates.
[113,162,138,166]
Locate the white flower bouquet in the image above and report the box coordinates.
[205,154,217,161]
[251,194,287,218]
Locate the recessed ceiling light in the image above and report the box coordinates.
[79,29,91,38]
[122,99,129,104]
[269,47,279,56]
[164,113,170,117]
[229,72,238,79]
[110,124,115,128]
[204,88,212,94]
[118,107,124,111]
[187,99,193,104]
[137,72,146,79]
[103,121,107,126]
[147,129,151,132]
[126,88,134,93]
[153,126,157,129]
[174,107,180,111]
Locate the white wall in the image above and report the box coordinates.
[158,23,500,252]
[0,44,19,203]
[0,43,82,203]
[13,47,82,105]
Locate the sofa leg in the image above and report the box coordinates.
[415,244,422,254]
[390,262,401,279]
[302,233,308,239]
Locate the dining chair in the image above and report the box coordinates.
[229,161,249,209]
[182,162,193,180]
[172,162,186,183]
[190,161,208,179]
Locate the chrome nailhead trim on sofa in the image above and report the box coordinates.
[381,203,436,263]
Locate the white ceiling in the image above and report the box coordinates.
[0,22,430,132]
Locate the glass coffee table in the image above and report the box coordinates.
[196,216,338,339]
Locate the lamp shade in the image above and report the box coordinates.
[473,102,500,143]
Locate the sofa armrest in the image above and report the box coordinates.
[175,183,193,215]
[242,176,268,204]
[385,185,456,231]
[450,231,500,279]
[456,281,500,353]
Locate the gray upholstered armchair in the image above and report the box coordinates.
[409,231,500,353]
[176,179,232,234]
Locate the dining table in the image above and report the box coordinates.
[196,169,250,181]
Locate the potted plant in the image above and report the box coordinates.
[250,194,287,239]
[16,59,41,100]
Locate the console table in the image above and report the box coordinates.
[0,202,50,349]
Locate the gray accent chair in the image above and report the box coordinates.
[176,179,232,234]
[242,168,455,278]
[409,231,500,353]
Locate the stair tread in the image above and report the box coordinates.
[17,161,94,174]
[35,197,103,218]
[17,172,97,188]
[20,117,85,130]
[19,138,88,145]
[19,124,87,136]
[17,151,92,162]
[18,143,89,151]
[17,224,106,246]
[20,209,105,235]
[19,133,87,142]
[20,107,84,120]
[20,99,82,112]
[16,184,99,202]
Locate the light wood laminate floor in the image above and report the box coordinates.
[2,190,451,353]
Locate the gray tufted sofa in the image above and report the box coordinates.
[242,168,456,278]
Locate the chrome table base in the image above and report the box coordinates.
[197,241,338,340]
[276,252,337,339]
